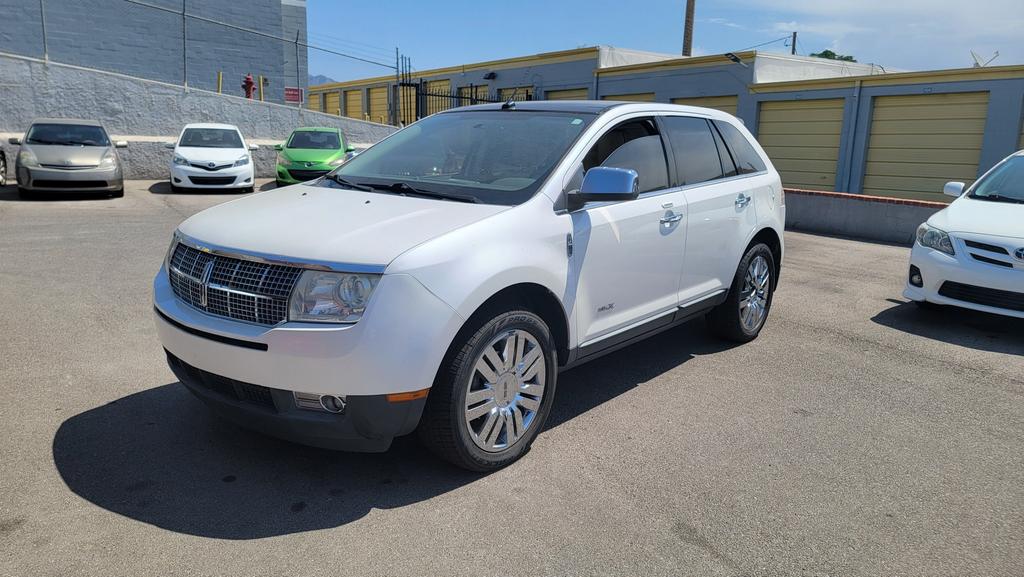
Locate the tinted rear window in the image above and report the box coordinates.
[661,116,725,185]
[713,121,766,175]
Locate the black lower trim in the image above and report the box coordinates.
[938,281,1024,312]
[155,307,268,351]
[566,291,728,368]
[166,350,427,452]
[33,179,108,188]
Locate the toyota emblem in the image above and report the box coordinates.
[207,162,216,168]
[1014,247,1024,262]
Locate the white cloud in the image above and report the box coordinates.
[720,0,1024,69]
[703,17,745,29]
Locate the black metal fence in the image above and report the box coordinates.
[395,57,531,125]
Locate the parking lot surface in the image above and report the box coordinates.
[1,181,1021,577]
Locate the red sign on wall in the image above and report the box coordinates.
[284,87,304,103]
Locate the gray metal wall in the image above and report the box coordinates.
[0,0,306,103]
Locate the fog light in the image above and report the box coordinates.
[172,177,181,183]
[320,395,346,413]
[293,391,346,413]
[909,265,923,287]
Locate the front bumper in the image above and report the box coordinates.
[275,162,334,184]
[171,162,254,189]
[153,265,465,397]
[903,238,1024,319]
[166,350,425,451]
[17,164,123,191]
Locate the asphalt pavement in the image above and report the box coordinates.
[0,180,1021,576]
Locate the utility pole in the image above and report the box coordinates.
[682,0,695,56]
[791,31,797,55]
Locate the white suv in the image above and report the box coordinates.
[153,102,785,470]
[166,123,257,192]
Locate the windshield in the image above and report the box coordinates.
[288,130,342,150]
[26,123,110,146]
[325,110,596,205]
[968,156,1024,204]
[179,128,244,149]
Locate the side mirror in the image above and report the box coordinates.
[273,143,283,151]
[114,141,128,149]
[8,137,21,145]
[569,167,640,209]
[248,144,259,151]
[163,142,176,150]
[345,145,355,153]
[943,181,965,198]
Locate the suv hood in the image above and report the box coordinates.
[930,196,1024,240]
[177,183,508,267]
[27,144,110,167]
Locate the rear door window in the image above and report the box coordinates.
[713,120,766,175]
[661,116,725,186]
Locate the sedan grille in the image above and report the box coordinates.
[287,169,330,181]
[188,176,236,185]
[168,242,303,325]
[938,281,1024,312]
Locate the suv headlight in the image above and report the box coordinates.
[173,154,189,166]
[99,149,117,167]
[916,223,954,255]
[233,155,250,167]
[18,149,39,167]
[288,271,379,323]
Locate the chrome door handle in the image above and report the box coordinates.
[660,212,683,225]
[735,194,751,208]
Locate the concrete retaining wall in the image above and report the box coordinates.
[784,188,946,245]
[0,52,396,179]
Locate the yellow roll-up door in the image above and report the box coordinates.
[324,92,340,116]
[368,86,389,124]
[757,98,844,191]
[671,95,738,116]
[425,80,451,115]
[306,92,321,112]
[601,92,655,102]
[863,92,989,201]
[498,86,532,101]
[458,85,490,104]
[344,89,363,119]
[545,88,588,100]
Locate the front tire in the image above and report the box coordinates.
[707,243,776,342]
[418,310,558,471]
[0,156,7,187]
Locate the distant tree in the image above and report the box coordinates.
[810,49,857,62]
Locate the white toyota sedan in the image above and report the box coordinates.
[904,150,1024,318]
[167,123,257,192]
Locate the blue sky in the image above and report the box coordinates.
[307,0,1024,81]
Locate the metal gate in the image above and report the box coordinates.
[395,59,529,125]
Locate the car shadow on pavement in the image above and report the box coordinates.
[871,300,1024,355]
[0,184,115,201]
[52,320,731,540]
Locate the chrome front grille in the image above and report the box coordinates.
[168,242,303,325]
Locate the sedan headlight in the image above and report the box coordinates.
[18,149,39,167]
[288,271,379,323]
[233,155,250,167]
[173,154,189,166]
[916,223,954,255]
[99,149,117,167]
[276,153,289,166]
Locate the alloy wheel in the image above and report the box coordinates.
[464,329,546,453]
[739,255,771,332]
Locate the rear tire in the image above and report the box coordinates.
[707,243,776,343]
[418,310,558,471]
[0,155,7,187]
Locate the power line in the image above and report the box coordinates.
[734,35,791,52]
[120,0,396,70]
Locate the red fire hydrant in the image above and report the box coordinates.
[242,73,256,99]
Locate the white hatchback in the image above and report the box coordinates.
[167,123,257,192]
[153,102,786,470]
[904,150,1024,318]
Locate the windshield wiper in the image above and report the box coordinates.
[323,174,374,192]
[969,193,1024,204]
[371,181,480,204]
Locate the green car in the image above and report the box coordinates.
[274,127,354,186]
